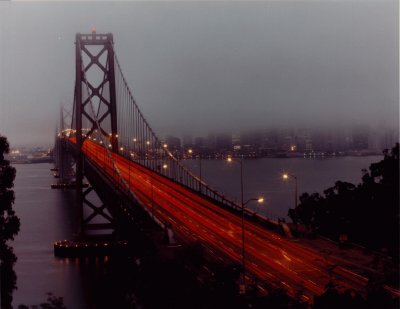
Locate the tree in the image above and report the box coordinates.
[0,135,20,309]
[18,293,67,309]
[289,143,399,260]
[314,282,364,309]
[0,136,10,162]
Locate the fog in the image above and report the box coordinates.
[0,1,398,146]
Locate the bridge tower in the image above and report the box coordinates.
[74,29,119,236]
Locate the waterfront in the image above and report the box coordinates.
[12,156,381,307]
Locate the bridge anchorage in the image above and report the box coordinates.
[53,29,292,297]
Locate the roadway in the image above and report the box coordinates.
[78,139,375,301]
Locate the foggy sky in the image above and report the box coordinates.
[0,1,398,147]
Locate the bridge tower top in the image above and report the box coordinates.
[74,30,118,153]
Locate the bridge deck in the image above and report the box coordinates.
[76,139,371,300]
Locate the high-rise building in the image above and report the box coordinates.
[165,135,181,152]
[352,125,369,150]
[215,133,232,152]
[182,134,193,150]
[206,133,216,150]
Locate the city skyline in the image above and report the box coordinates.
[0,1,398,146]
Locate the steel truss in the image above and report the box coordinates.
[74,31,118,236]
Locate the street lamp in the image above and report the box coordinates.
[132,138,137,161]
[282,173,298,209]
[227,156,264,294]
[150,171,155,219]
[145,140,151,167]
[150,164,168,219]
[189,149,203,193]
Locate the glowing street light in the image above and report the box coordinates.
[256,197,264,204]
[227,156,264,294]
[282,173,298,209]
[132,138,138,161]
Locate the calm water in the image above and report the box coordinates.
[183,156,382,218]
[11,157,381,307]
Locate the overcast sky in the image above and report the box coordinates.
[0,1,398,147]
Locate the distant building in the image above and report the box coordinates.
[367,129,381,151]
[215,133,232,152]
[194,137,205,150]
[182,134,193,150]
[165,135,181,152]
[382,127,399,150]
[352,126,369,150]
[305,135,313,152]
[232,133,241,152]
[206,134,216,150]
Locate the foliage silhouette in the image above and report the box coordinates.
[18,293,67,309]
[0,135,20,309]
[289,143,399,261]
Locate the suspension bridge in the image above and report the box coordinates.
[52,31,388,301]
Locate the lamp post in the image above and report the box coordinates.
[146,140,151,168]
[132,138,137,161]
[151,171,155,219]
[188,149,202,193]
[150,164,167,219]
[282,173,298,209]
[162,163,168,178]
[227,156,264,294]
